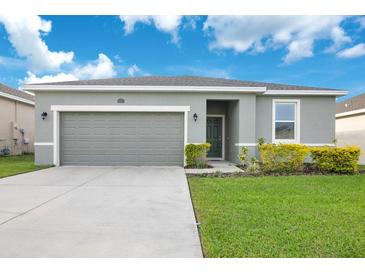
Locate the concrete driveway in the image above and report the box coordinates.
[0,166,202,257]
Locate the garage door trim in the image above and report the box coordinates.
[51,105,190,166]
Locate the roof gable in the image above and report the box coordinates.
[0,83,35,104]
[26,75,341,91]
[337,93,365,113]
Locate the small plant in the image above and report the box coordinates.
[257,137,266,146]
[311,146,360,174]
[332,138,338,145]
[238,146,249,166]
[246,157,261,174]
[185,143,211,168]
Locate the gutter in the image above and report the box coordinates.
[336,108,365,118]
[22,84,267,93]
[22,84,348,97]
[0,91,35,106]
[265,89,347,96]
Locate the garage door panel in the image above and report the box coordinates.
[60,112,184,166]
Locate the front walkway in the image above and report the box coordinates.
[185,160,243,175]
[0,166,202,257]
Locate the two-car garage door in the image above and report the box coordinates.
[59,112,184,166]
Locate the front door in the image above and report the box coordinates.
[206,116,223,158]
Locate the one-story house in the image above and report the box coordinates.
[0,83,35,155]
[336,93,365,164]
[23,76,347,166]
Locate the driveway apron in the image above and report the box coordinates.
[0,166,202,257]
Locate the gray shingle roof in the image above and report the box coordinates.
[29,75,340,91]
[336,93,365,113]
[0,83,35,102]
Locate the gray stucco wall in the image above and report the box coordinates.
[35,91,250,164]
[256,96,336,144]
[34,90,336,165]
[226,101,240,162]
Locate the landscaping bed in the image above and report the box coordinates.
[0,154,51,179]
[189,175,365,258]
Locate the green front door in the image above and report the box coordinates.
[206,116,223,158]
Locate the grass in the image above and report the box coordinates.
[359,165,365,171]
[0,154,51,179]
[189,175,365,258]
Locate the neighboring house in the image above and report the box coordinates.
[0,83,35,155]
[336,93,365,164]
[23,76,346,166]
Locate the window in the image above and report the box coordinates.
[272,100,300,143]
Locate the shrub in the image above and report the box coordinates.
[238,146,249,166]
[259,143,309,174]
[246,157,261,174]
[185,143,211,168]
[310,146,360,174]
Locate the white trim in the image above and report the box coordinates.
[265,90,347,96]
[34,142,54,146]
[50,105,190,112]
[53,111,60,166]
[206,114,225,160]
[184,110,189,166]
[336,108,365,118]
[272,99,301,144]
[0,91,35,105]
[51,105,190,166]
[235,143,258,146]
[235,143,335,147]
[23,84,347,96]
[24,84,266,93]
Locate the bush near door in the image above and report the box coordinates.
[185,143,211,168]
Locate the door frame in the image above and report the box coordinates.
[50,105,190,166]
[206,114,225,160]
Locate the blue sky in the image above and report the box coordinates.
[0,15,365,100]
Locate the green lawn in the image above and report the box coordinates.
[359,165,365,171]
[0,154,51,179]
[189,175,365,258]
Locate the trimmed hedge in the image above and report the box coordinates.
[259,144,309,174]
[311,146,360,174]
[185,143,211,168]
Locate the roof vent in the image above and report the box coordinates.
[117,98,125,103]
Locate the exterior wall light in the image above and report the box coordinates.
[41,112,48,120]
[193,113,198,122]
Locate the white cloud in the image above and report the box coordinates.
[337,43,365,58]
[285,39,314,63]
[325,26,352,53]
[22,53,116,84]
[203,16,348,63]
[23,72,78,84]
[0,15,74,71]
[127,64,141,76]
[119,15,182,43]
[73,53,116,79]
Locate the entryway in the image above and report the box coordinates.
[206,115,224,159]
[206,100,238,161]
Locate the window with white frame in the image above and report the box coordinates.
[272,100,300,143]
